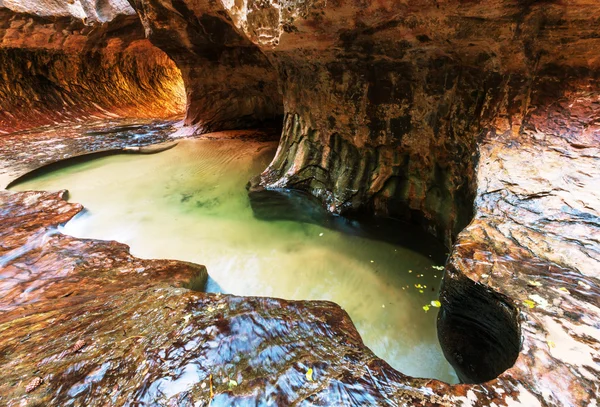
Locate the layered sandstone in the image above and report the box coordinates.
[0,1,185,132]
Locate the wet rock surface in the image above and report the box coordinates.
[0,0,599,406]
[0,3,185,132]
[1,122,597,406]
[0,119,181,189]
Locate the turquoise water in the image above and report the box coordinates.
[11,137,457,383]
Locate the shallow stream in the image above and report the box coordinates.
[11,137,458,383]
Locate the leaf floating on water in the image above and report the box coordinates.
[430,300,441,308]
[306,367,314,382]
[527,280,542,287]
[422,305,430,312]
[558,287,570,294]
[522,299,536,309]
[228,379,238,389]
[432,265,444,271]
[26,377,43,393]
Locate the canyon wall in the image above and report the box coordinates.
[130,0,283,132]
[0,1,185,132]
[232,0,600,244]
[128,0,600,245]
[1,1,599,405]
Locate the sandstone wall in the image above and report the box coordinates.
[0,2,185,132]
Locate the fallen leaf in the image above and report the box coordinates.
[522,299,536,309]
[432,265,444,271]
[529,294,549,308]
[558,287,570,294]
[422,305,430,312]
[306,367,314,381]
[527,280,542,287]
[430,300,441,308]
[228,379,238,389]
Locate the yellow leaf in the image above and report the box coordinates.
[558,287,570,294]
[527,280,542,287]
[422,305,430,312]
[547,340,556,349]
[228,379,238,389]
[430,300,441,308]
[306,368,314,382]
[522,300,536,309]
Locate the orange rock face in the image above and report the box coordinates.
[0,4,185,132]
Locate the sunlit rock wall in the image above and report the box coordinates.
[129,0,283,133]
[0,1,185,132]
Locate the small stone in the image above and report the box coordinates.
[26,377,43,393]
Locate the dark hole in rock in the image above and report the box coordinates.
[437,266,521,383]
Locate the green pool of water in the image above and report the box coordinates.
[11,137,458,383]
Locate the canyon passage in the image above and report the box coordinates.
[1,0,599,405]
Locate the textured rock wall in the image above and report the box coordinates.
[0,3,185,132]
[226,0,600,244]
[130,0,283,132]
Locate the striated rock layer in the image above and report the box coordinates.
[130,0,283,132]
[0,1,185,132]
[223,0,600,245]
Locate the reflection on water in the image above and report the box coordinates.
[10,138,458,383]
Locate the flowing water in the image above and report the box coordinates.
[10,137,458,383]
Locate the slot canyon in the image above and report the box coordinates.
[0,0,599,406]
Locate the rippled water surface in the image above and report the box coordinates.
[11,137,458,383]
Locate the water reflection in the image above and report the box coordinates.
[10,138,457,383]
